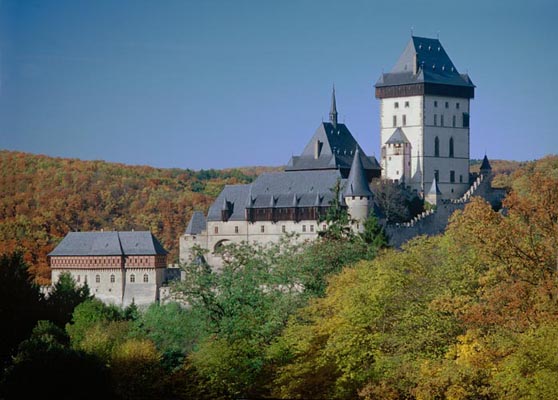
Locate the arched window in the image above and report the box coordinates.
[143,274,149,283]
[130,274,135,283]
[449,137,454,158]
[434,136,440,157]
[110,274,115,283]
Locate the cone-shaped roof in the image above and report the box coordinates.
[480,155,492,171]
[343,149,373,198]
[427,176,442,196]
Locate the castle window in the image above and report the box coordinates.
[404,101,409,108]
[130,274,135,283]
[460,175,463,183]
[434,170,439,181]
[261,225,265,233]
[445,101,449,109]
[434,114,437,126]
[402,115,407,126]
[282,225,286,233]
[96,275,100,283]
[235,226,239,233]
[214,226,218,234]
[456,102,460,109]
[441,115,444,126]
[110,274,115,283]
[434,101,438,107]
[434,137,440,157]
[310,225,314,232]
[452,115,456,127]
[143,274,149,283]
[302,225,306,232]
[449,137,454,158]
[462,112,470,128]
[393,115,397,127]
[394,102,399,109]
[450,170,455,183]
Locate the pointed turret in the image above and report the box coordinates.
[329,85,338,127]
[480,155,492,172]
[344,149,373,198]
[344,150,373,232]
[425,176,442,206]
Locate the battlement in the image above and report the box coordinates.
[386,171,503,247]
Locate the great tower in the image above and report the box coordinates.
[375,36,475,199]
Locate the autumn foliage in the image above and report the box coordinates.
[0,150,273,284]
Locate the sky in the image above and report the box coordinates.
[0,0,557,170]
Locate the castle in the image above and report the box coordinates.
[180,36,502,267]
[48,36,503,301]
[48,231,171,306]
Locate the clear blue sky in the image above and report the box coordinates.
[1,0,556,169]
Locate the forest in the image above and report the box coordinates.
[0,153,556,399]
[0,150,279,284]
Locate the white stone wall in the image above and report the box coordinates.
[380,94,470,199]
[51,256,166,307]
[380,95,423,191]
[180,219,325,269]
[423,95,470,199]
[345,196,370,232]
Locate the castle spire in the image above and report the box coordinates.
[344,149,373,198]
[329,85,338,127]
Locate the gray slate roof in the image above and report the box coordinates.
[344,150,373,198]
[49,231,167,256]
[285,122,380,173]
[206,170,344,221]
[427,177,442,196]
[185,211,207,235]
[386,127,410,145]
[480,155,492,170]
[376,36,474,89]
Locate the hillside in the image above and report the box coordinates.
[0,150,281,284]
[0,150,521,285]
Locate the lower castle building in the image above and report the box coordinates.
[48,231,168,306]
[180,89,381,268]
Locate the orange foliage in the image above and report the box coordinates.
[0,150,258,285]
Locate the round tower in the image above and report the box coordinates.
[344,149,373,232]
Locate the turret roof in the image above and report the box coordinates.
[185,211,207,235]
[480,155,492,170]
[386,127,410,145]
[343,149,373,198]
[427,176,442,196]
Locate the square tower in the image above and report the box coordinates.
[375,36,475,199]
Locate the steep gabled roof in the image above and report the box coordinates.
[48,231,168,256]
[343,150,373,198]
[285,122,380,173]
[376,36,474,89]
[185,211,207,235]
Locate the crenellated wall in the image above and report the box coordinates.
[386,172,505,247]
